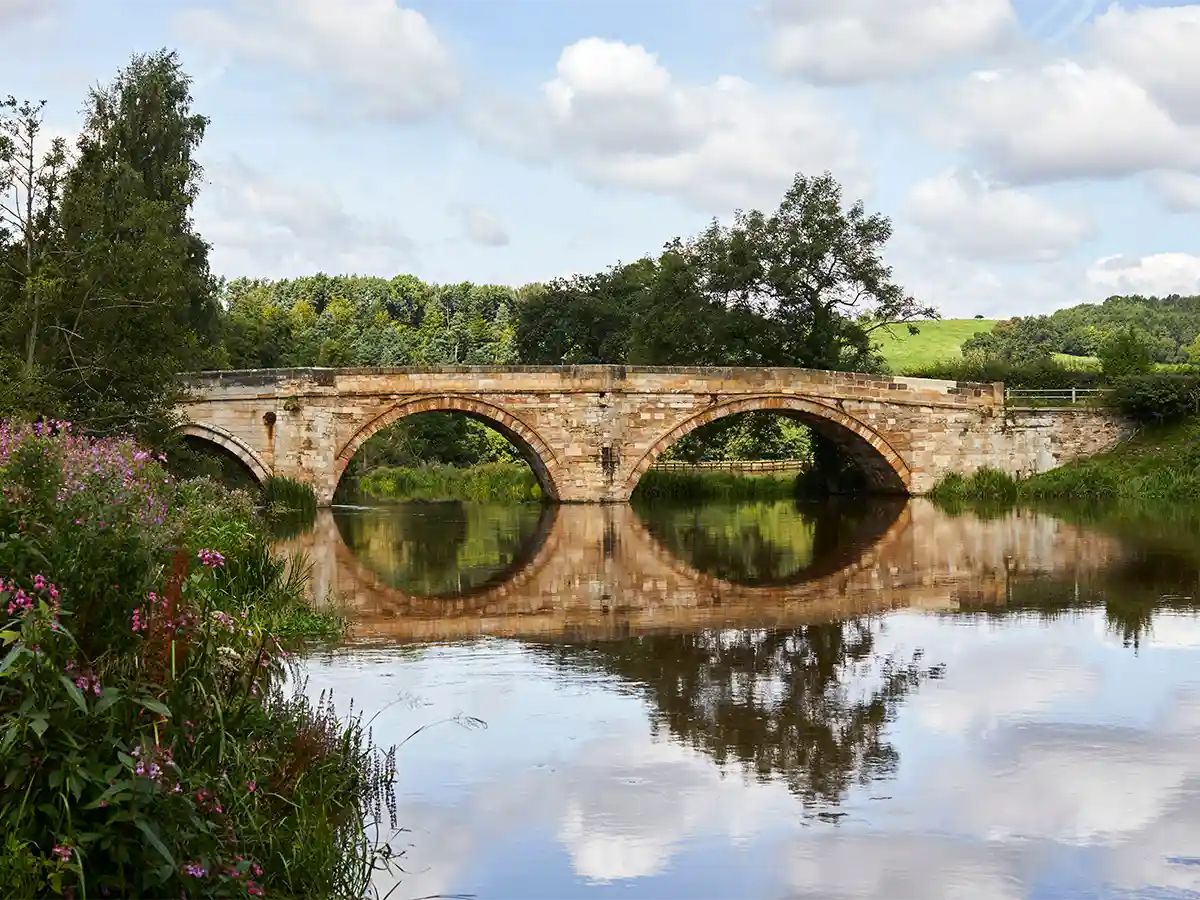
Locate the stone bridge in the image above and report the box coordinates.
[276,501,1124,643]
[177,366,1130,503]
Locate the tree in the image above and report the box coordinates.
[0,97,68,414]
[1099,326,1154,380]
[689,171,935,372]
[40,50,220,435]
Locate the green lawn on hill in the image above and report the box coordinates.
[875,319,997,372]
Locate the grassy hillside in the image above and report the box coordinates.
[876,319,997,372]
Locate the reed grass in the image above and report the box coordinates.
[359,461,543,503]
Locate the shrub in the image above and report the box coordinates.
[0,421,394,898]
[1099,327,1154,380]
[1109,372,1200,425]
[908,357,1102,390]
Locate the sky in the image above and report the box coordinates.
[3,0,1200,319]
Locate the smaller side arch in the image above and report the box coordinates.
[622,395,912,498]
[176,422,272,486]
[335,395,563,501]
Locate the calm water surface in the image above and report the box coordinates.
[279,499,1200,899]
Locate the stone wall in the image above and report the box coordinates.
[178,366,1129,503]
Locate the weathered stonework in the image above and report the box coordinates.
[176,365,1132,504]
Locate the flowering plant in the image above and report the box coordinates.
[0,422,395,899]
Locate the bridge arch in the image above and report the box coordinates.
[176,422,272,486]
[622,395,911,498]
[334,394,563,501]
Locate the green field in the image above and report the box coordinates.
[875,319,997,372]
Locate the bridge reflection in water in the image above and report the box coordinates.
[278,499,1123,645]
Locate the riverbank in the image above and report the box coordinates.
[931,421,1200,505]
[359,461,543,502]
[632,468,800,502]
[0,422,393,898]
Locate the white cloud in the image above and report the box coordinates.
[470,37,864,213]
[766,0,1017,84]
[786,833,1026,900]
[1090,4,1200,127]
[1147,170,1200,214]
[179,0,458,121]
[1085,253,1200,298]
[907,170,1093,262]
[0,0,56,25]
[198,157,414,277]
[939,61,1197,184]
[452,205,510,247]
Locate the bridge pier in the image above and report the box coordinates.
[175,366,1131,504]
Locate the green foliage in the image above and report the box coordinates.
[261,476,317,516]
[928,469,1020,504]
[908,356,1102,389]
[632,470,800,502]
[1,52,222,440]
[518,172,931,373]
[1108,372,1200,425]
[960,294,1200,369]
[359,462,543,503]
[0,423,393,898]
[662,412,812,464]
[222,274,522,370]
[1098,327,1154,379]
[873,319,997,373]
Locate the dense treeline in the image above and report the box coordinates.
[962,294,1200,366]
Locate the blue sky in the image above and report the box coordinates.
[4,0,1200,318]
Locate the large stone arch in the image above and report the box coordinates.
[621,395,911,499]
[334,394,564,502]
[176,422,272,485]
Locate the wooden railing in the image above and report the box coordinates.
[652,459,809,473]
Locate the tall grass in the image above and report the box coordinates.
[262,475,318,515]
[633,469,799,502]
[359,461,543,503]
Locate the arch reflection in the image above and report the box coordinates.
[633,498,907,586]
[332,502,557,599]
[276,500,1127,644]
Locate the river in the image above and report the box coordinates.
[278,499,1200,899]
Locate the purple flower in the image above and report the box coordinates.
[183,862,207,878]
[197,549,226,568]
[52,844,71,862]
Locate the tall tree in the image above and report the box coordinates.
[50,49,219,434]
[691,171,935,372]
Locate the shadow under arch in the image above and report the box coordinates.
[334,395,563,501]
[622,395,911,498]
[632,498,910,589]
[175,422,271,486]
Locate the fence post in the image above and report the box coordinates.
[1071,387,1077,404]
